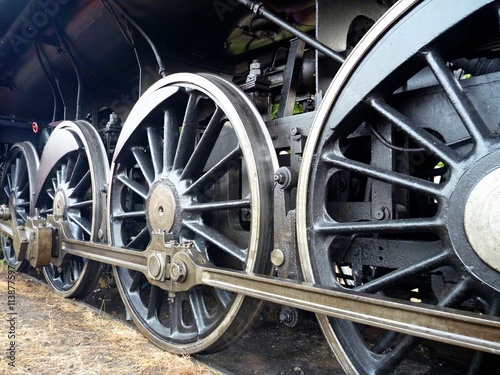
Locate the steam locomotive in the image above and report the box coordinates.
[0,0,499,373]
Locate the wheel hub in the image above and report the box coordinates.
[464,168,500,273]
[448,152,500,291]
[147,180,179,233]
[53,190,68,218]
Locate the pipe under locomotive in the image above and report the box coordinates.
[0,0,499,373]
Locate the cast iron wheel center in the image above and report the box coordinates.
[464,167,500,273]
[53,190,68,219]
[147,180,179,233]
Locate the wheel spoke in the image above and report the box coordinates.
[68,200,92,209]
[117,173,148,200]
[46,189,55,201]
[10,158,21,187]
[438,278,471,307]
[56,169,62,187]
[68,153,86,188]
[368,98,461,168]
[378,335,419,372]
[147,126,163,178]
[147,285,164,320]
[113,210,146,219]
[184,220,247,263]
[214,288,232,309]
[355,251,451,293]
[67,213,91,237]
[181,107,224,180]
[169,295,192,336]
[323,152,444,198]
[127,226,149,249]
[18,182,29,198]
[185,146,242,195]
[173,93,201,171]
[190,288,217,333]
[69,170,91,199]
[13,157,25,188]
[6,173,12,192]
[163,108,180,174]
[132,147,154,186]
[315,217,443,235]
[130,271,146,292]
[424,50,491,149]
[17,209,27,222]
[185,199,251,212]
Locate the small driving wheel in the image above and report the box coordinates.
[0,142,39,271]
[109,73,277,353]
[298,0,500,373]
[34,121,108,298]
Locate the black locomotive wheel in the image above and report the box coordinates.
[34,121,108,298]
[297,0,500,373]
[109,73,277,353]
[0,142,39,271]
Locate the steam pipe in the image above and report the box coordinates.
[235,0,345,65]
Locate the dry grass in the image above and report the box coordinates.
[0,265,220,375]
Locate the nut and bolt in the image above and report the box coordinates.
[271,249,285,267]
[242,208,252,219]
[148,254,163,279]
[170,261,187,283]
[274,167,297,189]
[374,206,390,220]
[279,306,300,328]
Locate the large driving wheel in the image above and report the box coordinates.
[297,1,500,373]
[34,121,108,298]
[109,73,277,353]
[0,142,39,271]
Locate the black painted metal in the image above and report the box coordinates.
[303,0,500,373]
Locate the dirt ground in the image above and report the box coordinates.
[0,264,220,375]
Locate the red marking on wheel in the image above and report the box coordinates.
[32,122,39,133]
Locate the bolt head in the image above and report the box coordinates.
[148,254,163,279]
[171,261,187,283]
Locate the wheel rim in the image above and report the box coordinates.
[35,121,107,298]
[297,1,500,373]
[0,142,39,271]
[109,73,277,353]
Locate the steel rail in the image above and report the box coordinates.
[196,263,500,355]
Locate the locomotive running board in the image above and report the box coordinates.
[54,236,500,355]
